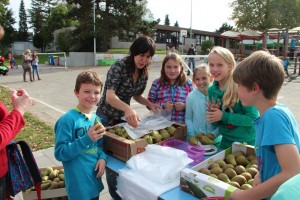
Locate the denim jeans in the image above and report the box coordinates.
[32,64,40,79]
[0,175,6,200]
[188,58,195,74]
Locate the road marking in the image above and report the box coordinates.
[31,97,66,114]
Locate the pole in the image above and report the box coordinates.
[93,0,96,66]
[189,0,192,45]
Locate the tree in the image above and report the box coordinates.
[174,21,179,27]
[18,0,29,41]
[216,22,234,33]
[164,14,170,26]
[65,0,155,52]
[0,0,16,53]
[55,29,73,52]
[201,40,214,54]
[230,0,300,31]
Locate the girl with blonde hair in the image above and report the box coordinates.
[206,46,259,149]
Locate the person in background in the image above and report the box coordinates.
[0,24,33,200]
[96,36,157,200]
[187,43,196,75]
[206,46,259,149]
[55,71,107,200]
[170,45,178,54]
[282,57,290,77]
[185,63,220,143]
[31,51,41,80]
[148,52,194,124]
[22,49,33,82]
[8,53,15,69]
[230,50,300,200]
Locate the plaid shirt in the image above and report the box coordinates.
[148,78,194,124]
[98,59,148,121]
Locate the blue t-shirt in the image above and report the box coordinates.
[254,104,300,200]
[54,109,107,200]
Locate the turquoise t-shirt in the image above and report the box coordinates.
[271,174,300,200]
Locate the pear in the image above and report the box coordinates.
[234,165,246,175]
[198,168,211,175]
[166,126,176,136]
[150,131,162,143]
[143,135,153,144]
[160,131,171,140]
[199,135,215,145]
[236,155,249,166]
[227,181,240,188]
[225,154,237,166]
[206,133,215,140]
[240,183,252,190]
[188,136,198,145]
[94,118,104,130]
[224,168,237,179]
[231,175,247,186]
[218,173,230,183]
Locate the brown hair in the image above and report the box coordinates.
[75,71,103,93]
[159,52,188,86]
[233,50,285,100]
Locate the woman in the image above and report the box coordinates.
[22,49,33,82]
[96,35,157,200]
[96,35,158,129]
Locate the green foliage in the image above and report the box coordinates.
[0,86,55,151]
[164,14,170,26]
[201,40,214,54]
[174,21,179,27]
[216,22,234,33]
[0,9,16,54]
[231,0,300,31]
[55,29,73,52]
[18,0,29,41]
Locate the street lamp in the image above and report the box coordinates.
[93,0,96,66]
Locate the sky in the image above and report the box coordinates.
[9,0,235,32]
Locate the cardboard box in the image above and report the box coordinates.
[180,142,255,200]
[22,166,67,200]
[103,123,187,162]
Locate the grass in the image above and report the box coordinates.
[0,86,55,151]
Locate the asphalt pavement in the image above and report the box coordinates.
[1,62,300,200]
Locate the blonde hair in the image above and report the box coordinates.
[24,49,31,55]
[208,46,238,108]
[159,52,188,86]
[193,63,210,80]
[0,25,4,40]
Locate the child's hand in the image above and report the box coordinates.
[207,97,220,111]
[173,102,185,111]
[95,159,106,178]
[229,189,243,200]
[206,107,223,123]
[88,124,106,141]
[165,101,174,111]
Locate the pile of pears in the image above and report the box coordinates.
[197,150,258,190]
[107,125,177,144]
[189,132,216,145]
[28,167,66,194]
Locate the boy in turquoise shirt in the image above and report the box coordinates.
[55,71,107,200]
[230,51,300,200]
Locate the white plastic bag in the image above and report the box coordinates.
[126,144,193,184]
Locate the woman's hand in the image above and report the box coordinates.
[124,108,141,128]
[206,107,223,123]
[173,102,185,111]
[11,89,32,115]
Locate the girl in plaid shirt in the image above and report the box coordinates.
[148,53,194,123]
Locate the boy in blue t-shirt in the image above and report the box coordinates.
[230,51,300,200]
[54,71,107,200]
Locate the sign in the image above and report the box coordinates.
[180,30,188,37]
